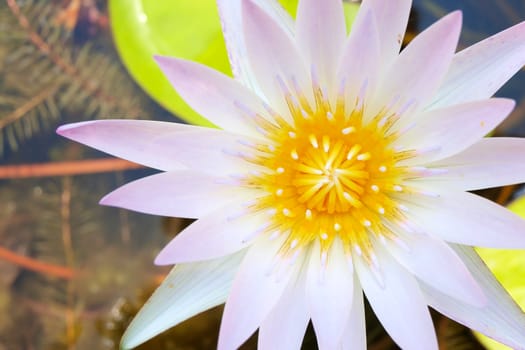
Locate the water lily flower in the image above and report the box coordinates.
[57,0,525,349]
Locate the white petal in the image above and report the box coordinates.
[387,234,486,306]
[155,203,266,265]
[355,244,438,350]
[432,21,525,108]
[100,171,240,219]
[405,191,525,248]
[120,251,245,349]
[242,0,309,114]
[375,11,461,120]
[217,0,293,92]
[258,258,309,350]
[295,0,346,89]
[422,245,525,349]
[337,8,381,106]
[426,138,525,191]
[218,236,298,350]
[340,276,366,350]
[364,0,412,68]
[307,239,353,349]
[57,120,252,174]
[398,98,515,162]
[154,56,266,137]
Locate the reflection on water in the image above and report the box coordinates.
[0,0,524,349]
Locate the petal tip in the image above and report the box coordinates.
[153,54,171,66]
[98,193,113,206]
[56,121,95,137]
[154,250,172,266]
[120,330,147,350]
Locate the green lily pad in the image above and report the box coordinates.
[109,0,359,125]
[109,0,229,126]
[475,196,525,350]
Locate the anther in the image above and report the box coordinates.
[398,204,409,212]
[357,152,371,161]
[398,98,417,116]
[305,209,313,220]
[309,134,319,149]
[343,192,362,208]
[301,109,311,119]
[326,111,335,121]
[322,135,330,152]
[236,138,254,148]
[269,231,280,240]
[320,232,328,240]
[379,165,387,172]
[321,251,328,266]
[342,126,355,135]
[282,208,293,217]
[289,249,302,265]
[288,131,297,139]
[378,207,385,215]
[290,239,298,249]
[276,167,285,174]
[393,185,403,192]
[275,188,284,197]
[363,220,372,227]
[291,149,299,160]
[347,144,362,160]
[370,184,380,193]
[334,223,342,231]
[267,208,278,215]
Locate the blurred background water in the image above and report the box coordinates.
[0,0,524,349]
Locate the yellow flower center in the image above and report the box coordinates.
[243,82,416,261]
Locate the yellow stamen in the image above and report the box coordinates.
[243,82,414,262]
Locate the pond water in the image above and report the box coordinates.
[0,0,524,349]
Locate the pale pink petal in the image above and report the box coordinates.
[295,0,346,89]
[217,0,293,92]
[100,171,243,219]
[386,234,486,306]
[364,0,412,68]
[432,21,525,108]
[258,260,309,350]
[355,245,438,350]
[154,56,266,137]
[306,239,353,349]
[426,138,525,191]
[147,127,256,175]
[218,236,299,350]
[405,191,525,248]
[155,203,266,265]
[422,245,525,349]
[375,12,461,115]
[340,276,366,350]
[398,98,515,162]
[120,251,245,349]
[56,120,253,174]
[337,9,381,106]
[57,120,193,171]
[242,0,309,114]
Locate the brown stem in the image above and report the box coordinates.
[0,245,75,279]
[0,158,143,179]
